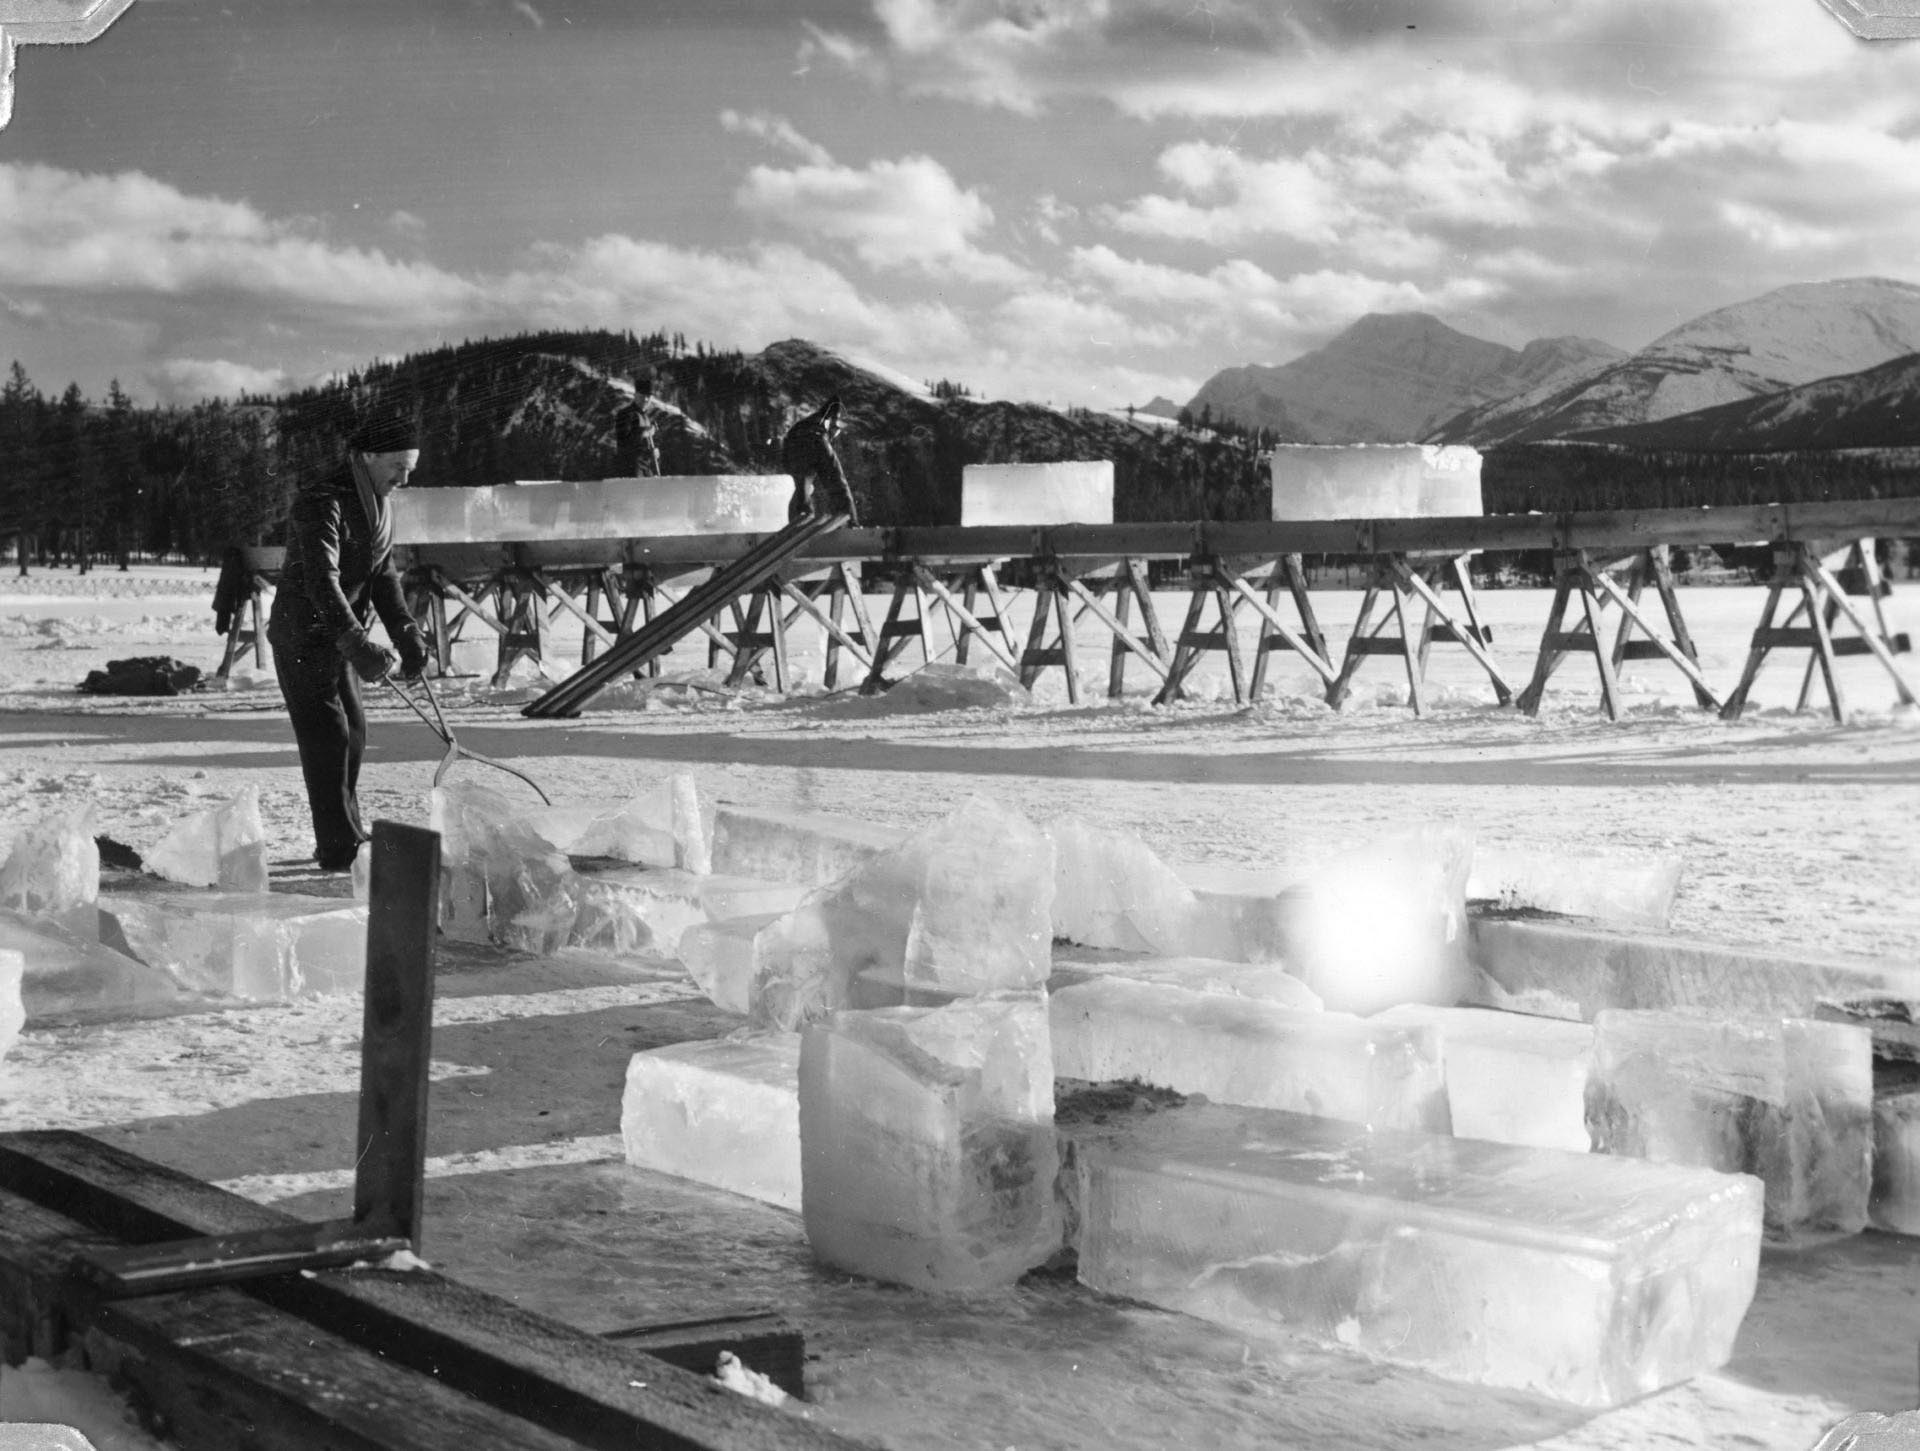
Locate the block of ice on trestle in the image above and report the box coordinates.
[749,797,1053,1031]
[570,867,803,957]
[1050,978,1447,1131]
[677,913,783,1016]
[1269,827,1475,1015]
[1071,1100,1762,1406]
[1871,1074,1920,1235]
[960,462,1114,527]
[144,786,269,892]
[392,475,792,545]
[102,892,369,999]
[1468,845,1681,928]
[0,805,100,936]
[430,781,579,954]
[0,949,23,1060]
[799,993,1058,1290]
[539,773,711,874]
[622,1034,802,1211]
[709,805,907,889]
[0,910,187,1019]
[1585,1010,1873,1239]
[1269,444,1483,521]
[1373,1003,1595,1152]
[1046,815,1198,954]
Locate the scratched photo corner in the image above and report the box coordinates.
[2,3,1920,1450]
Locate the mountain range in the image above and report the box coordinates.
[1186,277,1920,454]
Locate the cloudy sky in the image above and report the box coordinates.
[3,0,1919,408]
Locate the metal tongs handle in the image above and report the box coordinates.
[384,669,553,805]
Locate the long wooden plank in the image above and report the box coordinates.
[0,1133,846,1449]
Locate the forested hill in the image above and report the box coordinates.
[0,330,1280,562]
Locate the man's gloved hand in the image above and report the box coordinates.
[343,633,397,683]
[397,631,431,682]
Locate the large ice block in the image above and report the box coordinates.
[0,909,187,1019]
[539,773,711,874]
[0,948,22,1060]
[750,797,1053,1030]
[1468,845,1681,928]
[0,805,100,936]
[571,866,803,957]
[1585,1010,1873,1239]
[1050,978,1447,1132]
[1272,827,1475,1015]
[1047,815,1199,954]
[1373,1003,1595,1152]
[960,462,1114,527]
[677,913,781,1017]
[1269,444,1483,521]
[799,992,1059,1291]
[102,892,369,999]
[1467,915,1920,1022]
[144,786,270,893]
[1071,1100,1762,1406]
[392,475,793,544]
[1060,955,1323,1011]
[622,1034,802,1211]
[709,805,907,889]
[430,781,580,954]
[1871,1074,1920,1235]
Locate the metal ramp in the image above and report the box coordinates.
[522,511,848,718]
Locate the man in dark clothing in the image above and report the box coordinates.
[268,413,431,872]
[617,374,662,477]
[781,395,859,527]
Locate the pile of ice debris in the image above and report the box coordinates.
[0,787,371,1045]
[436,787,1916,1408]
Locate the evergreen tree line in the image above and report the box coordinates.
[4,329,1918,571]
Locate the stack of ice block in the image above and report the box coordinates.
[102,892,369,999]
[1071,1100,1763,1406]
[622,1034,803,1211]
[392,476,793,545]
[0,948,23,1059]
[799,993,1059,1291]
[0,806,100,938]
[709,805,907,889]
[431,782,581,954]
[1872,1074,1920,1235]
[749,797,1053,1030]
[145,787,270,893]
[536,773,711,873]
[1373,1003,1596,1151]
[1585,1009,1874,1238]
[0,910,186,1019]
[1050,978,1447,1132]
[1269,444,1483,521]
[1467,845,1682,928]
[959,462,1115,527]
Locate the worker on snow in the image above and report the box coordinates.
[781,395,859,527]
[618,373,663,477]
[268,411,431,873]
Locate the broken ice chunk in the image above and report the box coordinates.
[571,865,805,958]
[1585,1010,1873,1239]
[430,781,579,955]
[622,1033,802,1211]
[750,797,1053,1031]
[1082,956,1323,1011]
[709,805,907,888]
[144,786,270,893]
[1070,1100,1763,1407]
[1468,845,1682,928]
[0,909,187,1019]
[1271,826,1475,1015]
[799,992,1058,1291]
[677,914,780,1016]
[538,773,711,873]
[0,948,23,1059]
[1373,1004,1595,1153]
[102,891,369,999]
[0,806,101,937]
[1050,978,1447,1132]
[1871,1074,1920,1236]
[1046,815,1198,954]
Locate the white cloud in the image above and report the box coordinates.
[735,151,1032,286]
[147,357,289,404]
[719,110,835,167]
[1109,144,1350,246]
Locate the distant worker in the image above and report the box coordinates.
[267,411,431,874]
[781,394,858,527]
[618,373,663,477]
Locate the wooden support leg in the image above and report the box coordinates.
[1055,585,1082,705]
[1325,575,1385,710]
[1516,576,1576,716]
[1107,577,1133,700]
[1801,570,1847,722]
[1719,578,1790,721]
[1579,580,1624,721]
[1388,576,1427,716]
[1393,556,1513,706]
[861,577,914,695]
[1153,583,1211,706]
[1017,581,1055,691]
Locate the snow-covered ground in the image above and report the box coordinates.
[1,562,1917,1450]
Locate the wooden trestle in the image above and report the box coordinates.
[216,495,1920,719]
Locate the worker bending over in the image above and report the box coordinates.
[782,395,859,527]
